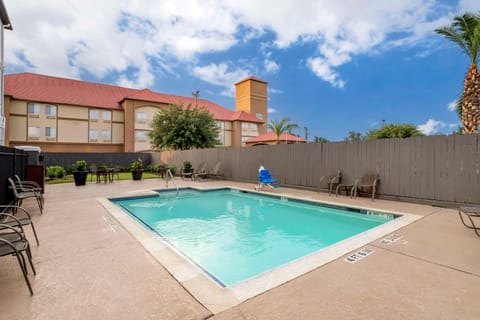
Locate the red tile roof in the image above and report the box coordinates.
[230,111,264,123]
[5,73,137,110]
[246,132,307,143]
[4,73,264,123]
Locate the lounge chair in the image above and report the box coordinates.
[458,206,480,237]
[195,161,223,180]
[352,173,380,201]
[14,174,44,206]
[257,169,280,190]
[8,178,43,214]
[318,170,342,195]
[208,161,223,180]
[181,162,204,180]
[0,205,39,246]
[0,223,36,295]
[193,162,208,180]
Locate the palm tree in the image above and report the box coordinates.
[435,13,480,134]
[268,118,298,144]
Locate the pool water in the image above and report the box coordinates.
[113,189,396,286]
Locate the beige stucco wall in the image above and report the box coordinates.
[112,110,124,122]
[58,105,88,119]
[58,119,88,143]
[9,115,26,141]
[9,100,26,115]
[112,123,124,144]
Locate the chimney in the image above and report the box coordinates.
[234,76,268,134]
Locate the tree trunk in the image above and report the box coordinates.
[462,64,480,133]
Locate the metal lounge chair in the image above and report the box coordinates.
[0,224,36,295]
[14,174,44,206]
[458,206,480,237]
[208,161,223,180]
[193,162,209,180]
[352,172,380,201]
[318,170,342,195]
[0,205,39,246]
[257,169,280,190]
[8,178,43,214]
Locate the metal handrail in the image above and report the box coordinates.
[166,169,179,195]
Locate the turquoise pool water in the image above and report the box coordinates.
[113,189,396,286]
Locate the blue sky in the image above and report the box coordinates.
[5,0,480,141]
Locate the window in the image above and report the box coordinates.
[89,110,99,121]
[89,129,98,141]
[136,112,147,123]
[45,104,57,117]
[28,126,40,139]
[242,122,257,130]
[102,130,111,142]
[27,103,40,117]
[218,134,225,145]
[103,111,112,122]
[241,136,250,145]
[217,121,224,130]
[45,127,56,139]
[256,113,264,120]
[135,131,147,142]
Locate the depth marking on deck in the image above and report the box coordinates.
[103,215,121,232]
[344,248,374,264]
[380,234,408,245]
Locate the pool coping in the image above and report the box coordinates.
[97,185,422,314]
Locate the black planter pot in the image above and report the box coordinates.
[73,171,88,186]
[131,169,143,180]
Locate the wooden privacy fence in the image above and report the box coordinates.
[152,134,480,205]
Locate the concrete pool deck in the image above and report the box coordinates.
[1,178,479,319]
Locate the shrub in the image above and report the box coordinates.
[183,161,192,171]
[75,160,87,171]
[168,165,177,175]
[130,157,143,171]
[46,165,65,179]
[146,164,159,172]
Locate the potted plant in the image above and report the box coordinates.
[130,157,144,180]
[73,160,88,186]
[182,161,193,174]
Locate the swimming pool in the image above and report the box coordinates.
[112,188,398,287]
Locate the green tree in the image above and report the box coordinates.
[149,103,219,150]
[366,124,424,139]
[344,131,364,141]
[435,13,480,133]
[268,118,299,144]
[313,136,329,143]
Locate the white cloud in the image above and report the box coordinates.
[459,0,480,12]
[307,57,345,88]
[5,0,459,89]
[269,88,283,94]
[193,63,250,96]
[268,108,278,113]
[264,59,280,74]
[417,119,458,135]
[447,99,457,112]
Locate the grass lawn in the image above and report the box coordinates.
[46,172,163,184]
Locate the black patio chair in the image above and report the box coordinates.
[0,224,36,295]
[8,178,43,214]
[0,205,39,246]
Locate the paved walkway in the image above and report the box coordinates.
[0,178,479,319]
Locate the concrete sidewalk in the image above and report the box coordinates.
[0,178,478,319]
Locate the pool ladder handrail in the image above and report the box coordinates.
[166,168,179,195]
